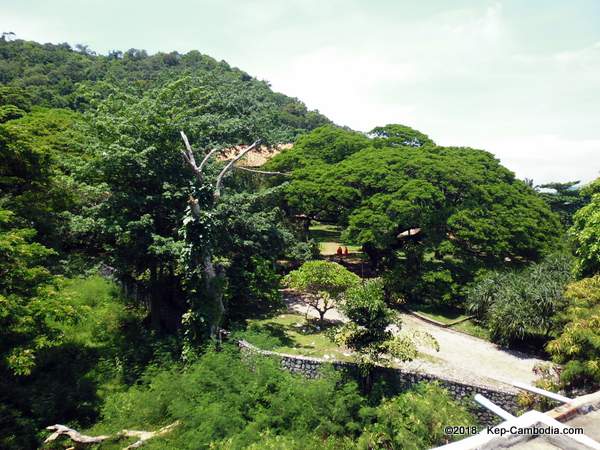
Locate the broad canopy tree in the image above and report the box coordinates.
[269,125,561,306]
[538,181,586,227]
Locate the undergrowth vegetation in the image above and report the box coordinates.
[77,347,472,450]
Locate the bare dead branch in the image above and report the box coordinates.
[214,140,260,200]
[179,131,202,184]
[120,422,180,449]
[234,166,290,176]
[198,147,221,174]
[44,422,180,449]
[180,131,223,186]
[44,424,110,446]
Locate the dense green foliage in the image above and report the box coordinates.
[0,37,330,448]
[0,209,61,376]
[0,38,329,136]
[76,76,310,336]
[2,35,595,449]
[268,125,561,306]
[0,104,90,251]
[1,275,172,450]
[357,383,472,450]
[547,276,600,391]
[82,347,472,449]
[570,180,600,277]
[334,279,435,380]
[466,253,572,346]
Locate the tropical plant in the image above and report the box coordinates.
[466,253,573,346]
[547,275,600,391]
[357,382,473,450]
[334,279,437,391]
[570,182,600,278]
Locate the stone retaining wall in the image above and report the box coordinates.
[237,340,520,426]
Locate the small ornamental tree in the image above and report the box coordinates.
[334,279,437,391]
[284,260,360,325]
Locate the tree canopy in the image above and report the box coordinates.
[547,275,600,391]
[570,179,600,278]
[269,125,561,305]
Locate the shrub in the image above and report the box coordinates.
[466,253,572,346]
[547,275,600,391]
[86,347,472,449]
[357,382,473,450]
[570,187,600,278]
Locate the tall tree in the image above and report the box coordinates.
[178,131,260,343]
[538,181,585,226]
[570,178,600,278]
[76,75,304,332]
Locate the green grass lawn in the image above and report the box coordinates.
[239,313,352,361]
[238,313,446,365]
[409,303,470,325]
[308,222,362,256]
[451,319,490,340]
[408,303,490,340]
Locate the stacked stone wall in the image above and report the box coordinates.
[237,340,520,426]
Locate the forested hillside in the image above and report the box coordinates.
[1,36,600,450]
[0,38,329,135]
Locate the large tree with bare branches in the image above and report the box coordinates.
[80,76,301,337]
[178,131,260,343]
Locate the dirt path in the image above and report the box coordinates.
[285,293,547,388]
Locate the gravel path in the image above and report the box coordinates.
[284,292,547,388]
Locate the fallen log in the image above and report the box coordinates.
[44,421,180,449]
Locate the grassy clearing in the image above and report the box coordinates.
[451,320,490,340]
[238,313,444,365]
[308,222,362,256]
[409,303,470,325]
[408,303,490,340]
[239,313,352,361]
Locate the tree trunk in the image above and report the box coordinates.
[202,251,224,339]
[149,264,161,331]
[318,309,326,327]
[179,133,259,342]
[361,369,374,395]
[302,217,311,241]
